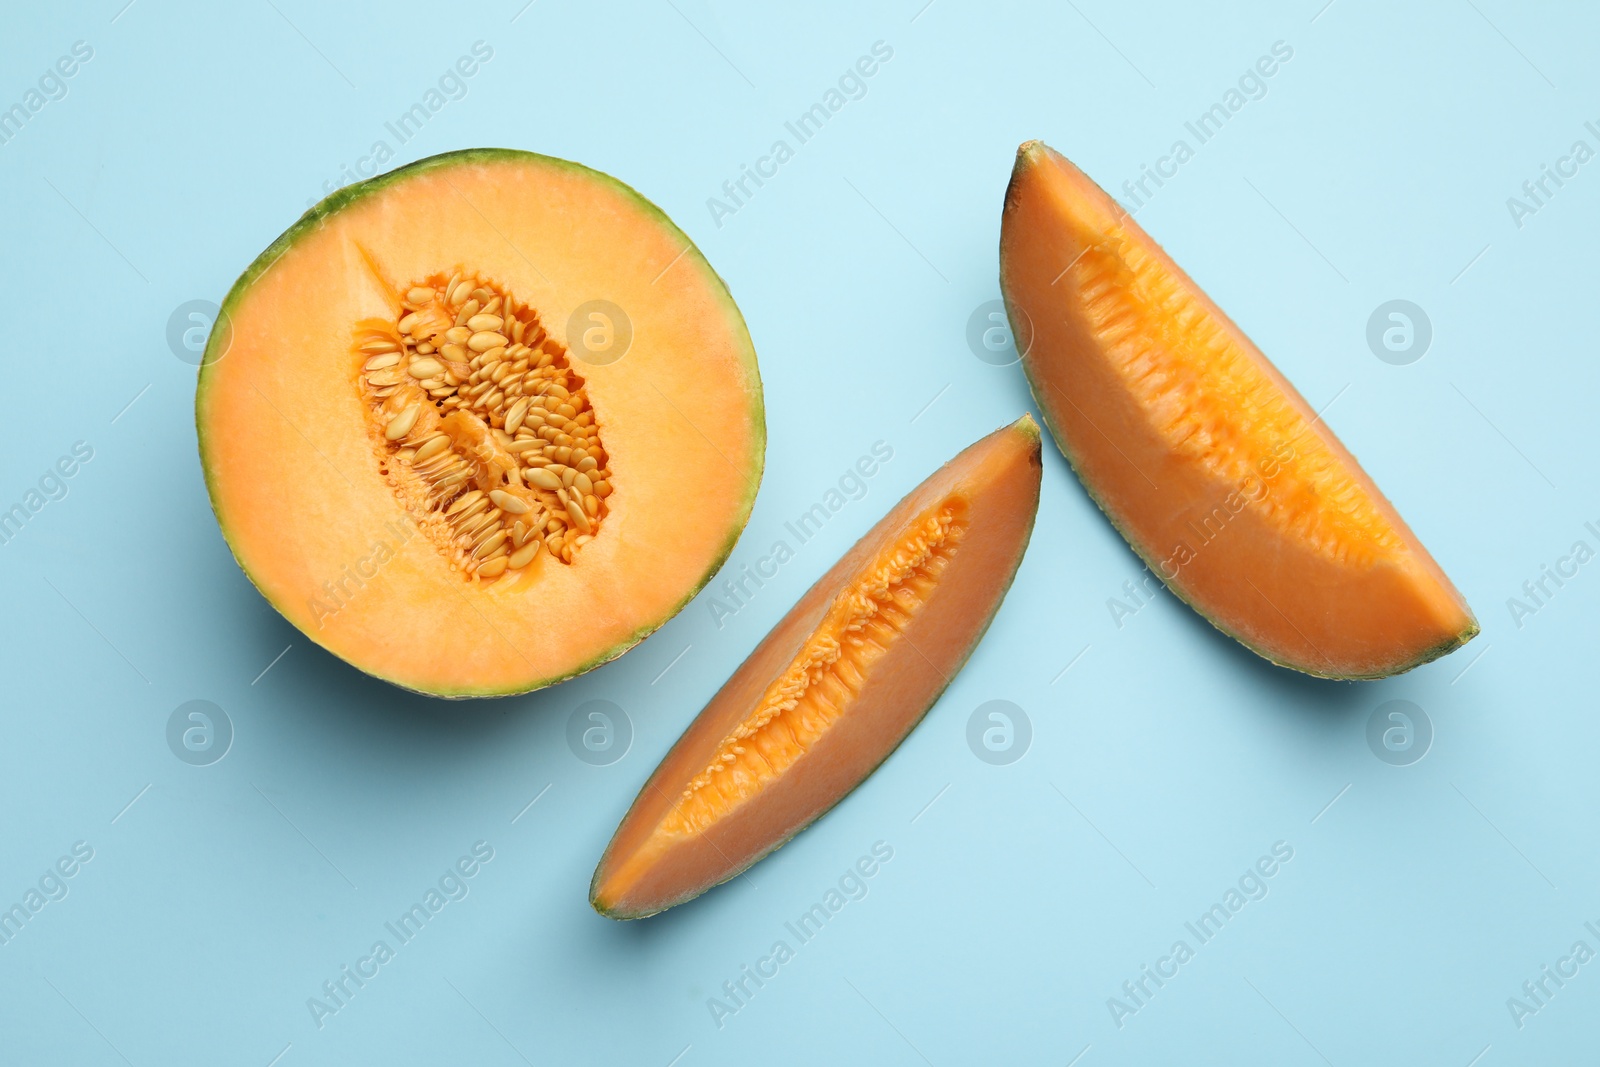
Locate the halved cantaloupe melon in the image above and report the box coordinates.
[1001,141,1475,679]
[591,417,1041,918]
[197,149,764,697]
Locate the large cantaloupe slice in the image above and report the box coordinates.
[197,150,764,697]
[590,418,1041,918]
[1001,142,1475,679]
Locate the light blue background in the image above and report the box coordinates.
[1,1,1595,1063]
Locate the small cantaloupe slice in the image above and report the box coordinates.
[591,418,1041,918]
[1001,141,1476,679]
[197,150,764,697]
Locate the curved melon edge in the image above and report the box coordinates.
[591,416,1043,918]
[195,148,766,699]
[1001,271,1476,683]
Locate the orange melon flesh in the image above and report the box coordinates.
[197,150,764,697]
[1001,141,1476,679]
[591,417,1042,918]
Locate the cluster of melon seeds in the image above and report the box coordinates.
[354,271,614,582]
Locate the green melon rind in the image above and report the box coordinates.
[195,148,766,699]
[591,417,1043,919]
[1000,148,1475,681]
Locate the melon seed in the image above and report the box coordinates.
[462,510,502,538]
[526,468,562,490]
[386,404,420,441]
[447,490,485,515]
[473,530,509,558]
[504,398,530,434]
[414,435,451,463]
[489,490,530,515]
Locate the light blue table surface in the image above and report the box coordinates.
[2,1,1596,1063]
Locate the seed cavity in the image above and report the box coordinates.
[664,501,967,837]
[1070,232,1401,564]
[354,269,614,580]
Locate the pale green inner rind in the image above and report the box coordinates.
[196,148,765,699]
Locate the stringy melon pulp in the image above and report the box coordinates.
[662,499,967,837]
[1066,229,1404,567]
